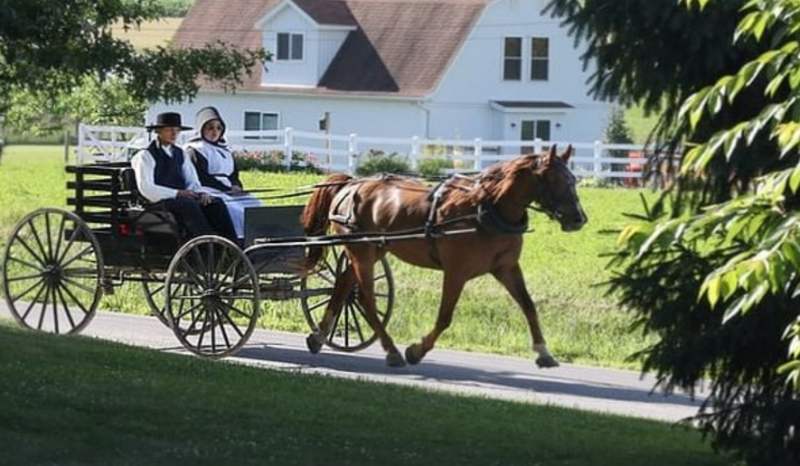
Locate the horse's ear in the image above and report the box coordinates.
[542,144,557,165]
[560,144,574,163]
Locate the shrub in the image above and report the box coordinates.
[355,150,411,176]
[233,150,322,174]
[418,157,454,178]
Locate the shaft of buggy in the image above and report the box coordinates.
[248,227,478,250]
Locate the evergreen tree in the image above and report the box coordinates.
[547,0,800,463]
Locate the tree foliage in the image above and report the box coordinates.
[547,0,800,464]
[0,0,269,115]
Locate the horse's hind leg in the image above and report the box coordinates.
[492,264,559,368]
[306,265,357,354]
[348,252,405,367]
[405,273,466,365]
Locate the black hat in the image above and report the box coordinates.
[146,112,192,131]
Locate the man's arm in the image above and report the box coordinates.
[131,151,179,202]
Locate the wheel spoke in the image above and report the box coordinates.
[6,271,45,283]
[52,214,68,262]
[54,284,78,330]
[7,255,46,273]
[218,298,253,322]
[10,277,46,302]
[60,275,97,295]
[27,218,51,263]
[13,235,47,268]
[57,279,92,317]
[58,244,96,270]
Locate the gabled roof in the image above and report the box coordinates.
[173,0,495,97]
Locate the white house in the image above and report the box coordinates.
[148,0,611,150]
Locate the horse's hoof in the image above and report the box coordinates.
[306,334,322,354]
[405,344,423,365]
[386,352,406,367]
[536,355,560,368]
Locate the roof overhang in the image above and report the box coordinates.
[490,101,574,113]
[255,0,315,29]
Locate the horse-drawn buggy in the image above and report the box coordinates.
[0,162,394,358]
[1,145,586,367]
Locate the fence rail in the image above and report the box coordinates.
[77,124,673,183]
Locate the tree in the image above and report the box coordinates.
[603,106,633,180]
[546,0,800,464]
[0,0,269,115]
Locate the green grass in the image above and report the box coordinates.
[0,322,730,466]
[0,145,657,369]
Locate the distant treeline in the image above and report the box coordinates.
[155,0,195,17]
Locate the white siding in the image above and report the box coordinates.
[149,93,424,140]
[261,7,319,86]
[426,0,610,142]
[317,29,350,80]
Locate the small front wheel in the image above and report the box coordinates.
[165,236,260,358]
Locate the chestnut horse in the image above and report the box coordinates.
[301,145,586,367]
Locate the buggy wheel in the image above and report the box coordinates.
[141,273,171,328]
[300,248,394,352]
[1,208,104,334]
[165,236,259,358]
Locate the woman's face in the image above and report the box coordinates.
[202,119,224,142]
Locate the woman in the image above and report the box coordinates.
[185,106,262,242]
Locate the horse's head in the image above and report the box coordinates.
[533,145,587,232]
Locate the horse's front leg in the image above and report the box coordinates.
[492,264,559,368]
[405,273,466,365]
[306,264,356,354]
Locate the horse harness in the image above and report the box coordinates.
[327,173,529,266]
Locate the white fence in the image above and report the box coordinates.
[77,123,665,183]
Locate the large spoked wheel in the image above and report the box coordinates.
[300,248,394,352]
[1,208,104,334]
[165,236,260,358]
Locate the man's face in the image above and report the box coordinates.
[156,126,181,145]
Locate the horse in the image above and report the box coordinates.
[300,144,587,367]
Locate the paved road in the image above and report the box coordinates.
[0,306,706,423]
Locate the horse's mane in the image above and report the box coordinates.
[440,154,539,212]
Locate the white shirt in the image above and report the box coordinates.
[130,142,204,203]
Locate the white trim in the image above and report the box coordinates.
[255,0,315,29]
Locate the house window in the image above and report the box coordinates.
[503,37,522,81]
[530,37,549,81]
[244,111,279,140]
[276,32,303,61]
[521,120,551,154]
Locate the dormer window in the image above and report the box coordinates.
[277,32,304,61]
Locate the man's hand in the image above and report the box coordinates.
[176,189,198,200]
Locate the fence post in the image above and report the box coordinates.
[77,123,85,165]
[594,140,603,178]
[474,138,482,170]
[410,136,420,170]
[348,133,358,174]
[283,127,293,171]
[534,138,543,154]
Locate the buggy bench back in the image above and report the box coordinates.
[66,163,181,271]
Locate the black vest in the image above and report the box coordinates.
[147,141,187,190]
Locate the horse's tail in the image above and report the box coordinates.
[301,173,353,271]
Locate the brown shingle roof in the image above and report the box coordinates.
[173,0,493,97]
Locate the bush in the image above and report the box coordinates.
[233,149,322,174]
[355,150,411,176]
[418,157,454,178]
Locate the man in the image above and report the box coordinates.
[130,111,237,243]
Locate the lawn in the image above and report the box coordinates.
[0,322,730,466]
[0,145,658,369]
